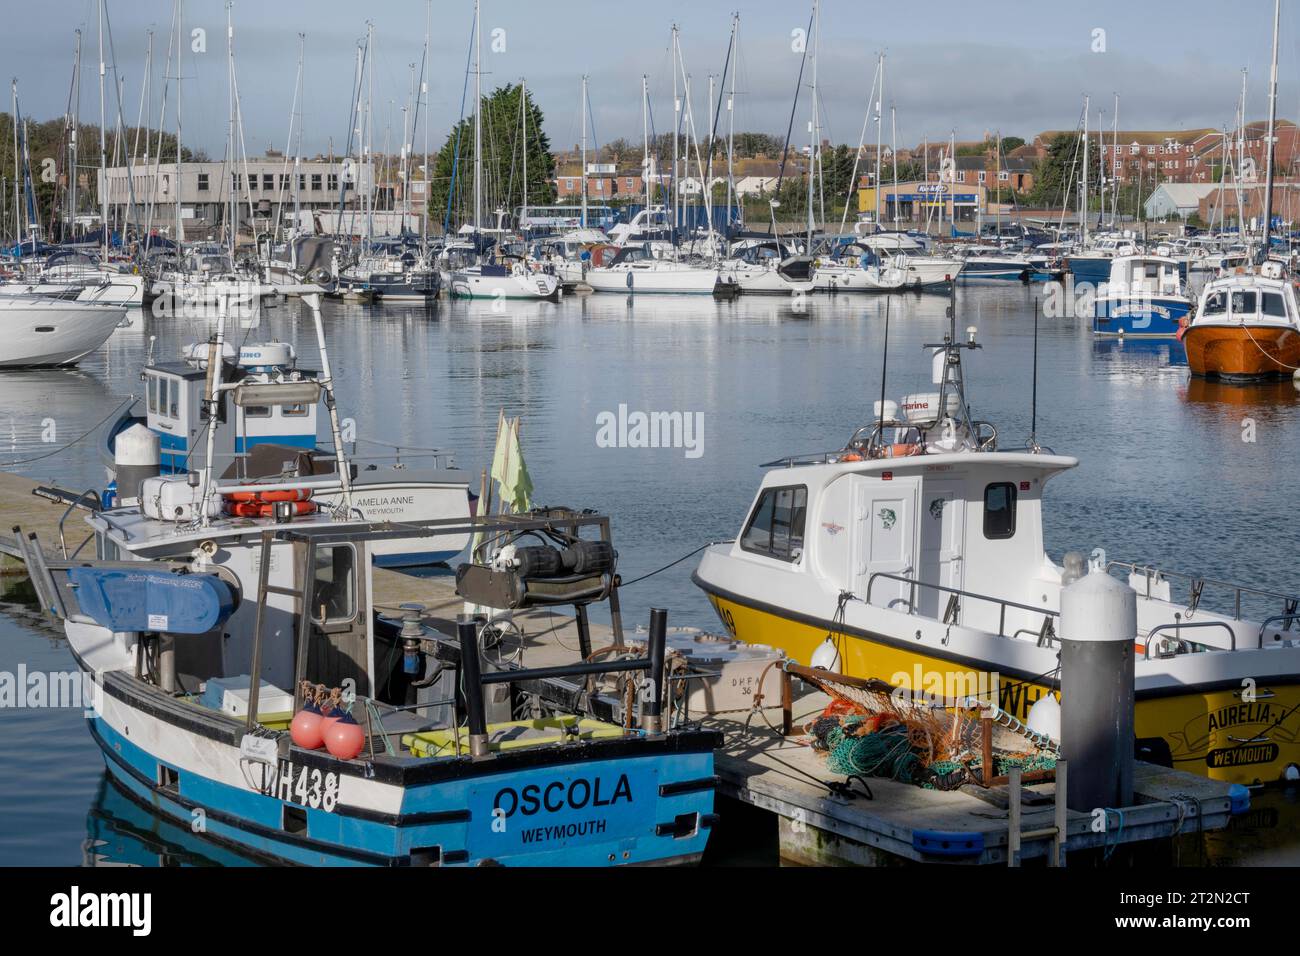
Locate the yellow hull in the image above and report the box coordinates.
[703,589,1300,786]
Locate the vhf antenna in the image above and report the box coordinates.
[1028,295,1041,452]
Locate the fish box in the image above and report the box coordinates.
[200,675,294,718]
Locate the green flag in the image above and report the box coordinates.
[491,415,533,514]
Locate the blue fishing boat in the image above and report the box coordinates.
[1092,255,1192,337]
[8,298,717,867]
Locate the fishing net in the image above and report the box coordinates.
[799,669,1058,790]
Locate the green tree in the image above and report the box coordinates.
[428,84,555,230]
[1028,132,1102,208]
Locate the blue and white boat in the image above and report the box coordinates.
[101,332,473,568]
[7,298,718,868]
[1092,254,1192,337]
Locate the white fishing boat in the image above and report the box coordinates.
[694,314,1300,786]
[0,295,127,368]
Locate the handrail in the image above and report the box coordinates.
[865,571,1057,637]
[1258,614,1300,647]
[1143,620,1239,659]
[1109,560,1300,621]
[58,488,102,558]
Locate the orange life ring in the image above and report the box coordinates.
[224,499,317,518]
[841,452,863,462]
[886,443,921,458]
[225,488,313,504]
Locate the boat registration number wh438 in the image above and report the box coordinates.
[468,764,658,857]
[269,761,340,813]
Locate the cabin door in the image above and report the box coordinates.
[852,476,920,612]
[297,540,373,696]
[918,483,966,620]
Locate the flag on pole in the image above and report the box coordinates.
[490,414,533,514]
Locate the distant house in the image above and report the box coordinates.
[1143,183,1218,219]
[735,175,779,197]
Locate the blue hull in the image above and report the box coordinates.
[1067,256,1112,285]
[90,707,715,867]
[1092,295,1191,337]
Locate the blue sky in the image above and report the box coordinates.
[5,0,1298,158]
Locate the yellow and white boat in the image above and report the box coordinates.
[693,323,1300,785]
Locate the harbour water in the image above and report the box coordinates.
[2,285,1299,865]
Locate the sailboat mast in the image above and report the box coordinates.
[69,30,82,239]
[727,14,737,229]
[473,0,482,233]
[174,0,183,247]
[98,0,108,260]
[807,0,818,244]
[1081,94,1089,247]
[521,77,528,229]
[874,52,884,227]
[1261,0,1280,253]
[642,74,650,212]
[672,25,679,235]
[581,75,588,229]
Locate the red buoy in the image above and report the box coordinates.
[290,700,325,750]
[324,711,365,760]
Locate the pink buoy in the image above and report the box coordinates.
[289,700,324,750]
[324,711,365,760]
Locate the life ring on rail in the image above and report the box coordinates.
[224,499,317,518]
[225,488,313,504]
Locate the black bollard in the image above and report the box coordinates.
[643,607,668,733]
[457,616,489,756]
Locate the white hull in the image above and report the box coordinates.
[900,256,963,287]
[586,263,720,295]
[449,269,560,300]
[0,297,127,367]
[313,476,472,566]
[813,264,907,293]
[0,272,146,307]
[724,264,815,296]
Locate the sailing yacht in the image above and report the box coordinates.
[693,317,1300,785]
[0,295,127,367]
[449,3,561,302]
[812,242,907,293]
[586,245,723,295]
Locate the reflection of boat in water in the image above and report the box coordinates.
[84,773,259,867]
[0,368,118,462]
[1091,336,1189,368]
[1181,376,1300,407]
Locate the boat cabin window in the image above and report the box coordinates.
[243,405,272,419]
[147,375,159,414]
[1262,292,1288,318]
[311,544,356,624]
[282,403,310,418]
[741,485,807,562]
[983,482,1017,540]
[1230,290,1256,316]
[1201,291,1228,317]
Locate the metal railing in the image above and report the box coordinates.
[1110,560,1300,623]
[864,571,1058,638]
[1142,620,1239,659]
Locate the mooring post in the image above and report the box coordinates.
[1060,568,1136,811]
[457,615,489,756]
[643,607,668,733]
